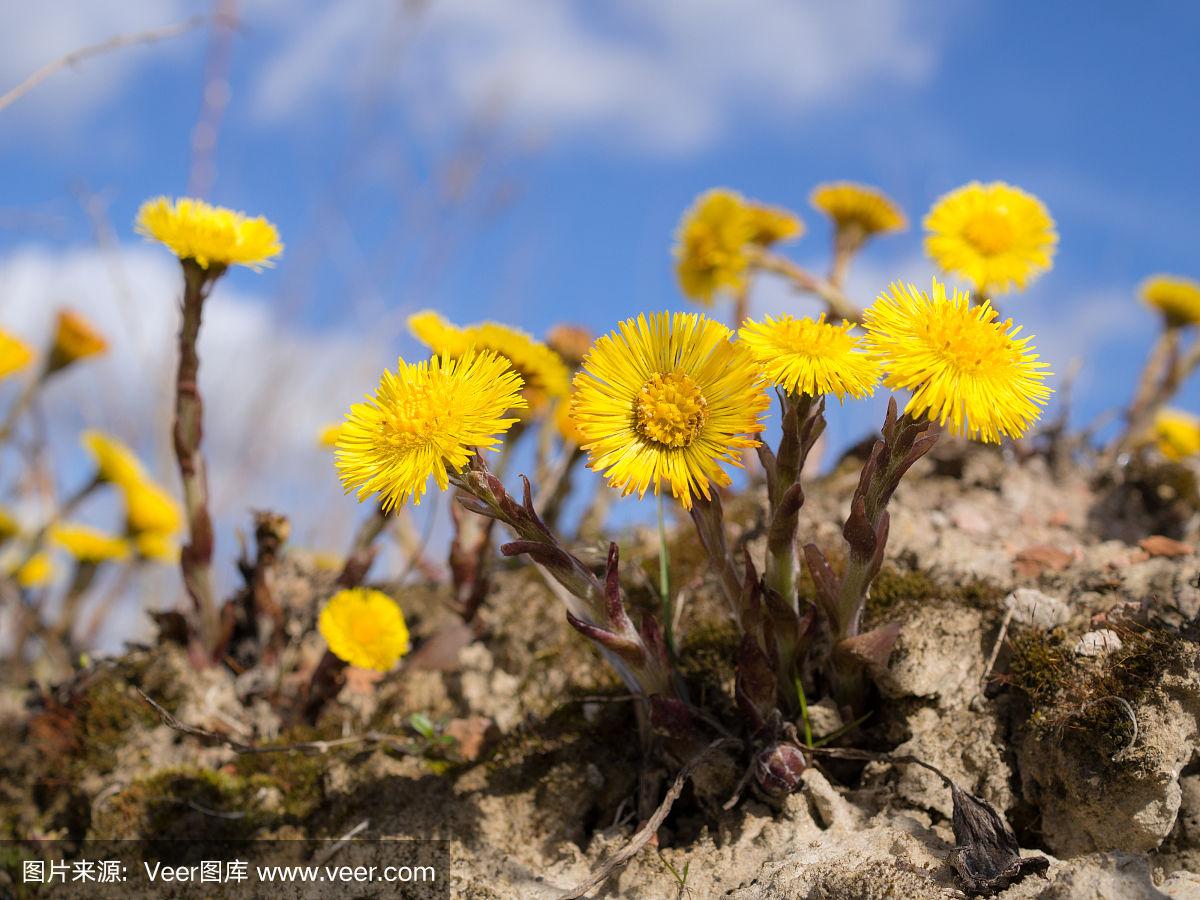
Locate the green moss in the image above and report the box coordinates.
[96,767,278,841]
[1007,628,1071,706]
[862,561,1003,629]
[232,730,327,821]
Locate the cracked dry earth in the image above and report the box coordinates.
[3,443,1200,898]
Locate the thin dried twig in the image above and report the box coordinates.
[980,607,1015,690]
[136,689,416,756]
[0,17,207,113]
[555,738,738,900]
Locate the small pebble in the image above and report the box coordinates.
[1074,629,1123,657]
[1004,588,1070,628]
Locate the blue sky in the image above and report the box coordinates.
[1,1,1198,637]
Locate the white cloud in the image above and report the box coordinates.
[0,244,393,580]
[252,0,947,153]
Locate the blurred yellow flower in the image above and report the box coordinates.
[124,479,182,535]
[674,189,801,304]
[319,423,343,448]
[571,312,768,510]
[134,531,179,563]
[1152,409,1200,460]
[863,280,1052,442]
[1141,275,1200,328]
[554,396,588,446]
[49,309,108,370]
[81,430,145,487]
[49,522,131,564]
[739,314,879,402]
[924,181,1057,295]
[0,506,18,543]
[337,350,526,511]
[318,587,410,671]
[136,196,282,271]
[810,182,907,238]
[408,311,570,415]
[0,329,34,380]
[14,552,53,588]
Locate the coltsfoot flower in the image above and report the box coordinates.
[336,350,526,510]
[81,430,145,487]
[124,479,183,536]
[319,423,344,448]
[863,280,1052,442]
[13,552,53,588]
[0,329,34,380]
[133,531,179,564]
[136,196,282,271]
[739,314,879,401]
[318,587,410,671]
[49,309,108,371]
[924,182,1057,295]
[810,182,907,237]
[409,311,570,415]
[49,523,130,564]
[1141,275,1200,328]
[571,311,768,509]
[0,506,18,543]
[673,189,802,304]
[1152,409,1200,460]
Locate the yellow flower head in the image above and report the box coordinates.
[0,329,35,380]
[49,522,130,564]
[134,531,179,564]
[571,312,768,509]
[1152,409,1200,461]
[746,202,804,247]
[81,430,146,487]
[318,587,410,672]
[673,189,756,304]
[863,280,1052,442]
[1141,275,1200,328]
[136,196,282,271]
[14,552,54,588]
[337,350,526,511]
[738,314,879,402]
[49,309,108,369]
[124,479,182,535]
[319,423,344,449]
[924,181,1057,295]
[0,506,19,543]
[810,182,907,238]
[408,310,570,416]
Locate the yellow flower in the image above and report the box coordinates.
[673,190,754,304]
[81,430,146,487]
[49,522,131,564]
[1141,275,1200,328]
[739,314,879,401]
[862,280,1052,443]
[571,312,768,509]
[924,181,1057,295]
[14,552,53,588]
[124,479,182,535]
[337,350,526,511]
[810,182,907,237]
[0,506,18,543]
[136,196,282,271]
[49,309,108,370]
[318,587,410,671]
[319,423,343,448]
[1153,409,1200,460]
[746,202,804,247]
[134,531,179,563]
[0,329,34,380]
[408,311,570,415]
[554,395,588,446]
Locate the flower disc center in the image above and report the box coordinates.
[635,371,709,448]
[962,209,1015,255]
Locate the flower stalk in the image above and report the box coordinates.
[174,259,223,652]
[804,398,938,713]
